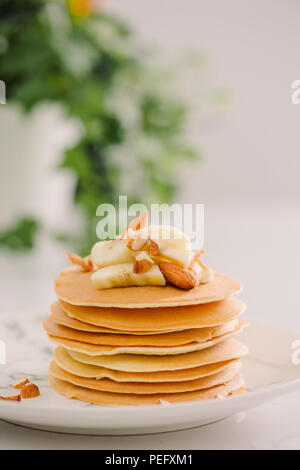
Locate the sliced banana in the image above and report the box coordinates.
[91,263,166,289]
[147,225,192,266]
[201,267,214,283]
[147,225,191,249]
[161,246,193,266]
[90,224,211,289]
[189,261,214,284]
[91,239,133,268]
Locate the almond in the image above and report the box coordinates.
[158,262,198,290]
[20,383,40,399]
[0,394,21,402]
[133,259,153,274]
[127,237,148,252]
[12,376,29,389]
[229,386,246,396]
[194,249,208,269]
[135,251,154,263]
[128,212,149,231]
[191,250,213,283]
[120,212,149,239]
[66,251,94,272]
[149,239,159,257]
[157,399,172,406]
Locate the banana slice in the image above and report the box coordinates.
[147,225,192,266]
[200,267,214,283]
[161,247,193,266]
[189,261,214,284]
[91,240,133,268]
[91,263,166,289]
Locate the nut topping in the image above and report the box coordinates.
[158,262,198,290]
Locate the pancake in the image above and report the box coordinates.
[49,373,245,405]
[68,338,248,372]
[49,360,241,394]
[50,303,174,335]
[59,296,245,332]
[47,320,247,356]
[54,346,240,382]
[44,316,239,347]
[55,266,242,308]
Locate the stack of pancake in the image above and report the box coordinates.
[44,267,248,405]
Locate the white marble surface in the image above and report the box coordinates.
[0,203,299,449]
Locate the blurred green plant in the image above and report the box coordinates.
[0,0,201,254]
[0,217,39,251]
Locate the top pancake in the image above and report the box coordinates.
[55,266,242,308]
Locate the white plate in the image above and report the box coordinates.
[0,320,300,435]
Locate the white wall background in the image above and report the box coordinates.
[111,0,300,204]
[106,1,300,328]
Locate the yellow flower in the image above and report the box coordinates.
[67,0,93,17]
